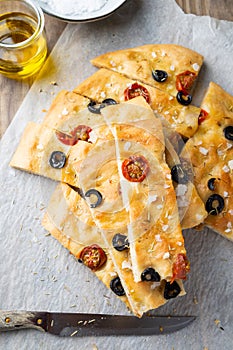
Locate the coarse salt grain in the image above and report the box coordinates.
[155,234,162,242]
[223,165,230,173]
[100,91,106,99]
[170,65,175,71]
[228,160,233,170]
[199,146,209,155]
[37,144,44,150]
[151,52,157,58]
[176,184,188,196]
[62,108,69,116]
[223,191,229,197]
[162,224,169,232]
[163,252,170,259]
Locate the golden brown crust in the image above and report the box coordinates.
[182,82,233,239]
[74,68,200,138]
[42,90,90,129]
[90,44,203,97]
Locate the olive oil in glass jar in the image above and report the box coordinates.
[0,0,47,79]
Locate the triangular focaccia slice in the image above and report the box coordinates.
[94,101,189,283]
[74,68,201,139]
[182,82,233,239]
[10,104,115,186]
[41,183,131,311]
[90,44,203,97]
[43,183,185,318]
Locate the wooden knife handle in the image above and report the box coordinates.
[0,311,47,332]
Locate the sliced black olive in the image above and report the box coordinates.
[112,234,129,251]
[87,101,102,114]
[85,189,102,208]
[205,194,224,216]
[49,151,66,169]
[164,281,181,300]
[207,178,216,191]
[152,69,168,83]
[110,277,125,296]
[141,268,160,282]
[101,98,118,106]
[171,164,189,184]
[223,126,233,141]
[176,91,192,106]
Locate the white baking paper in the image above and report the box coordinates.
[0,0,233,349]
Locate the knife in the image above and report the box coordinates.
[0,311,195,336]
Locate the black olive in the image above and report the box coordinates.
[176,91,192,106]
[101,98,118,106]
[152,69,168,83]
[164,281,181,300]
[110,277,125,296]
[87,101,102,114]
[205,194,224,216]
[223,126,233,141]
[171,164,189,184]
[112,234,129,251]
[49,151,66,169]
[85,189,102,208]
[207,178,216,191]
[141,268,160,282]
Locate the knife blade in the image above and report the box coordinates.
[0,311,195,336]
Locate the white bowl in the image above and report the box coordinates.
[35,0,127,23]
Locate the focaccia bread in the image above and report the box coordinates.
[43,183,185,318]
[181,82,233,239]
[9,121,93,186]
[77,100,189,285]
[74,68,201,139]
[90,44,203,97]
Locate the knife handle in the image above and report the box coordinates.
[0,311,47,332]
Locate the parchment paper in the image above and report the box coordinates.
[0,1,233,349]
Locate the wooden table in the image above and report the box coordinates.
[0,0,232,139]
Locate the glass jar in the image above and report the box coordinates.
[0,0,47,79]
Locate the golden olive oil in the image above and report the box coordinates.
[0,12,47,79]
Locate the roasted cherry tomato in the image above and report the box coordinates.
[124,83,150,104]
[56,125,92,146]
[122,155,149,182]
[198,109,208,125]
[176,70,197,95]
[79,244,107,271]
[171,253,190,283]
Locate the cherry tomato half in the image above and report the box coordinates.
[198,109,209,125]
[171,253,190,283]
[56,125,92,146]
[79,244,107,271]
[176,70,197,95]
[124,83,150,104]
[122,155,149,182]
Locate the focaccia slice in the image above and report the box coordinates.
[43,183,185,318]
[74,68,201,139]
[182,82,233,239]
[90,44,203,97]
[97,101,189,283]
[10,104,114,186]
[42,183,131,311]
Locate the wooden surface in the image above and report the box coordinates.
[0,0,232,139]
